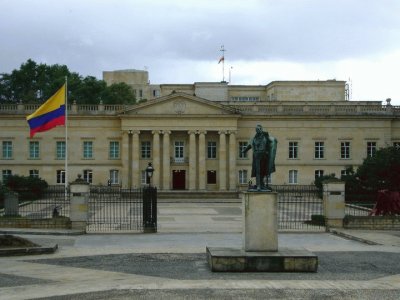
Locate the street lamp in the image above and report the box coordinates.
[146,162,154,186]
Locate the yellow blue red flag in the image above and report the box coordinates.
[26,84,66,138]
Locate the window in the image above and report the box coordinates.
[315,170,324,181]
[141,171,147,185]
[238,170,248,184]
[139,89,143,98]
[83,169,93,184]
[2,141,12,159]
[289,170,298,184]
[56,141,66,159]
[109,141,120,159]
[29,141,40,159]
[83,141,93,159]
[239,142,248,158]
[367,142,377,157]
[289,141,298,159]
[152,89,160,97]
[174,141,184,162]
[29,169,39,178]
[109,169,119,185]
[141,141,151,159]
[207,141,217,159]
[314,142,324,159]
[341,141,350,159]
[56,170,65,184]
[207,170,217,184]
[2,169,12,182]
[394,142,400,149]
[341,169,349,178]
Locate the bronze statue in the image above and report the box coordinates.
[242,124,277,191]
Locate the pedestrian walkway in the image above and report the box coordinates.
[1,202,400,299]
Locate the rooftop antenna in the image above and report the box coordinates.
[229,66,233,83]
[218,45,226,82]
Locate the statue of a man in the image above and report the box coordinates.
[243,124,277,191]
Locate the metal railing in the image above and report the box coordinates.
[87,186,144,232]
[272,185,325,231]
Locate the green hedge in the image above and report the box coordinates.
[4,175,48,201]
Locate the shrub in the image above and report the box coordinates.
[4,175,48,201]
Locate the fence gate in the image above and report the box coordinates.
[273,185,325,231]
[87,187,143,232]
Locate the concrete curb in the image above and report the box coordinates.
[0,244,58,256]
[0,229,85,236]
[329,229,381,245]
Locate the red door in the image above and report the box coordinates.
[172,170,186,190]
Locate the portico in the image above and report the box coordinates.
[120,92,241,191]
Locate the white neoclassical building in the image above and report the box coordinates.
[1,69,399,191]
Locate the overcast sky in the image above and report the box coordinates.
[1,0,400,104]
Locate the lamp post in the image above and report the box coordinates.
[146,162,154,186]
[143,162,157,233]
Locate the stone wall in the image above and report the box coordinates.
[0,217,71,229]
[344,215,400,230]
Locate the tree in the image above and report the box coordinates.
[341,146,400,204]
[0,59,136,105]
[355,146,400,191]
[102,82,136,104]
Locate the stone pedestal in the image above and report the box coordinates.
[243,192,278,251]
[4,192,19,216]
[70,176,89,231]
[323,181,345,228]
[207,191,318,272]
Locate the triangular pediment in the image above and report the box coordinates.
[121,92,238,116]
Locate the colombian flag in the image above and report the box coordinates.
[26,84,66,138]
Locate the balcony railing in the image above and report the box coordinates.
[0,102,399,116]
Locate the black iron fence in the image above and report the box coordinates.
[87,186,144,232]
[272,185,325,231]
[1,185,70,219]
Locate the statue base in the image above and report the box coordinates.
[206,191,318,272]
[206,247,318,272]
[243,191,278,251]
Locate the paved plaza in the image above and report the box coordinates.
[1,201,400,299]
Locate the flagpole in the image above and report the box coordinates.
[64,76,68,201]
[220,45,226,82]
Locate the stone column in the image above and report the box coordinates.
[219,130,227,191]
[162,130,171,190]
[70,175,90,232]
[323,181,345,228]
[198,130,207,190]
[121,131,130,188]
[188,130,197,190]
[132,130,140,188]
[152,130,161,188]
[128,131,133,188]
[228,131,237,191]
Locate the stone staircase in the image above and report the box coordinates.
[157,190,241,202]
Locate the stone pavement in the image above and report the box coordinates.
[0,201,400,299]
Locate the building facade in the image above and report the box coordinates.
[1,70,399,190]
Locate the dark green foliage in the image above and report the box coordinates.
[356,146,400,191]
[342,147,400,203]
[0,182,8,208]
[4,175,48,201]
[0,59,136,104]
